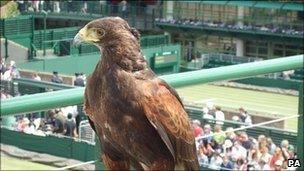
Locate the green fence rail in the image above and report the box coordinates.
[1,55,302,116]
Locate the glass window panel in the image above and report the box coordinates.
[258,47,268,54]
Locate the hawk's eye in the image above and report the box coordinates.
[96,29,105,37]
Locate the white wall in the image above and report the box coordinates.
[1,38,28,64]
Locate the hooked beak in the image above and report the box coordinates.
[73,32,83,47]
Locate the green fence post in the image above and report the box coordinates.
[43,12,47,56]
[2,18,8,59]
[144,8,147,29]
[4,37,8,59]
[29,15,35,60]
[297,83,303,170]
[131,6,136,27]
[152,8,155,29]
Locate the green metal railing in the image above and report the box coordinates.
[1,55,302,115]
[14,78,75,90]
[0,54,303,169]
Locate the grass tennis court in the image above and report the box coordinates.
[0,156,57,170]
[176,84,298,131]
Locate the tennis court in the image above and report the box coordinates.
[176,84,298,131]
[0,156,57,170]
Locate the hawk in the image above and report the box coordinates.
[73,17,199,170]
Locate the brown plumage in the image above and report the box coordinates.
[73,17,199,170]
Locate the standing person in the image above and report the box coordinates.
[214,106,225,125]
[156,0,163,18]
[10,61,20,79]
[202,107,214,121]
[32,0,39,12]
[51,71,63,84]
[120,0,127,18]
[80,73,86,85]
[73,72,85,133]
[81,0,88,14]
[38,0,44,12]
[67,0,73,13]
[239,107,252,125]
[53,109,66,134]
[187,42,194,62]
[64,113,78,137]
[16,0,26,12]
[53,1,60,13]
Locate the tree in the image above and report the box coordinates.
[0,1,20,19]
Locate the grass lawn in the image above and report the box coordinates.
[176,84,298,131]
[0,156,57,170]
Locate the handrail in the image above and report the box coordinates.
[1,55,303,116]
[13,78,75,90]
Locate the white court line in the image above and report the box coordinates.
[54,160,97,170]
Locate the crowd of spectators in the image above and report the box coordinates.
[1,58,87,139]
[1,102,80,139]
[15,0,117,15]
[16,0,62,13]
[155,18,304,37]
[192,119,297,170]
[191,103,300,170]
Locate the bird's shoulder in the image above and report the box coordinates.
[138,78,198,165]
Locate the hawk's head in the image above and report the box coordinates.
[73,17,140,47]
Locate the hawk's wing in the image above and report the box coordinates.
[140,78,199,170]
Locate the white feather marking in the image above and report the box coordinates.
[104,122,112,132]
[140,162,149,171]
